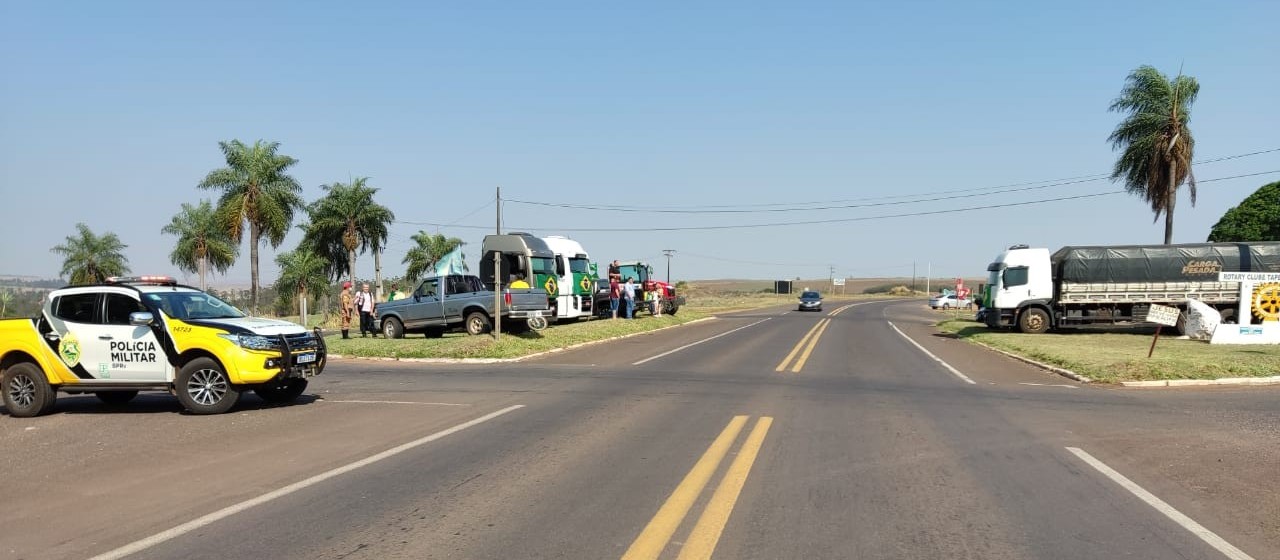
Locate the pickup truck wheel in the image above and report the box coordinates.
[382,317,404,339]
[465,312,492,335]
[254,379,308,403]
[1018,308,1051,334]
[96,391,138,406]
[3,362,56,417]
[176,357,241,415]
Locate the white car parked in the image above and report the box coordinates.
[928,293,971,309]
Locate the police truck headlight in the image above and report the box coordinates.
[217,333,276,350]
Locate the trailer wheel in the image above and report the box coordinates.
[1175,311,1188,336]
[1018,308,1050,334]
[1219,308,1236,324]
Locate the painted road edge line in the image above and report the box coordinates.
[633,318,772,365]
[887,321,976,385]
[88,405,527,560]
[622,416,749,560]
[1065,447,1255,560]
[677,417,773,560]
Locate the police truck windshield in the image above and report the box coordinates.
[143,291,246,320]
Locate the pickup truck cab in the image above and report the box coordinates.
[0,276,324,417]
[376,274,550,338]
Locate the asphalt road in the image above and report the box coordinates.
[1,300,1277,559]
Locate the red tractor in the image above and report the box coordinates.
[615,260,683,315]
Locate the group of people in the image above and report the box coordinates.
[605,259,663,320]
[338,280,405,339]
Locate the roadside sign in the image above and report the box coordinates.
[1144,304,1180,327]
[1144,304,1181,358]
[832,278,845,286]
[1218,272,1280,282]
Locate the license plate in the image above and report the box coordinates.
[530,311,544,317]
[296,353,317,364]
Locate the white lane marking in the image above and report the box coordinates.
[632,318,772,365]
[1017,382,1078,390]
[1065,447,1255,560]
[780,311,791,315]
[320,399,472,406]
[886,321,976,385]
[89,405,526,560]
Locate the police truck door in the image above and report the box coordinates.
[87,293,167,381]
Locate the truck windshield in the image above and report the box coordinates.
[569,258,591,274]
[143,291,246,320]
[531,257,556,275]
[988,269,1000,289]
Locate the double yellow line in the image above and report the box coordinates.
[622,415,774,560]
[775,318,831,373]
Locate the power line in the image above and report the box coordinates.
[506,147,1280,212]
[394,170,1280,233]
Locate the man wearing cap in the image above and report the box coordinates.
[339,282,354,339]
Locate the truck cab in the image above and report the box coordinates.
[984,245,1055,333]
[616,261,683,315]
[480,233,559,305]
[541,235,596,321]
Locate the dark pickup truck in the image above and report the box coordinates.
[376,274,550,337]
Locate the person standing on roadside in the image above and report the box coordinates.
[608,259,621,283]
[356,283,377,337]
[339,281,354,339]
[622,277,637,319]
[609,276,621,319]
[386,283,401,302]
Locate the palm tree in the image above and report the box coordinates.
[304,177,395,297]
[403,231,464,282]
[0,290,12,318]
[198,139,304,312]
[274,249,329,327]
[1108,65,1200,244]
[161,200,239,291]
[50,223,130,284]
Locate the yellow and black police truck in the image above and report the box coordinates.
[1,276,325,417]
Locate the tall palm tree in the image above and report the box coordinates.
[1108,65,1199,244]
[274,249,329,328]
[198,139,304,312]
[304,177,395,297]
[50,223,130,284]
[403,231,464,282]
[161,200,239,291]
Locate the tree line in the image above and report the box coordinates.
[46,139,463,318]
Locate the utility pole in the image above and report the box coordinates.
[912,261,917,294]
[926,262,931,295]
[494,186,502,341]
[829,265,835,295]
[662,249,676,284]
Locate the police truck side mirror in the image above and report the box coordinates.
[129,312,154,326]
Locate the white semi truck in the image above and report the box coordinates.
[541,235,597,321]
[982,242,1280,334]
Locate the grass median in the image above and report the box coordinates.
[324,292,891,360]
[938,318,1280,383]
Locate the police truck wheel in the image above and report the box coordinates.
[176,358,241,415]
[1018,308,1050,334]
[95,391,137,406]
[3,362,56,417]
[382,317,404,339]
[465,312,492,335]
[254,379,308,403]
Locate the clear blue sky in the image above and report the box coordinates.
[2,1,1277,286]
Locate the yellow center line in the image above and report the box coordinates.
[621,416,749,560]
[789,318,831,372]
[827,304,854,316]
[677,416,774,560]
[774,319,826,372]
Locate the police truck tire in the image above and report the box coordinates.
[465,312,492,335]
[1018,308,1051,334]
[3,362,56,417]
[95,391,137,406]
[254,379,308,403]
[176,357,241,415]
[382,317,404,339]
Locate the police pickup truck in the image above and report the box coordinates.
[0,276,325,417]
[376,274,551,338]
